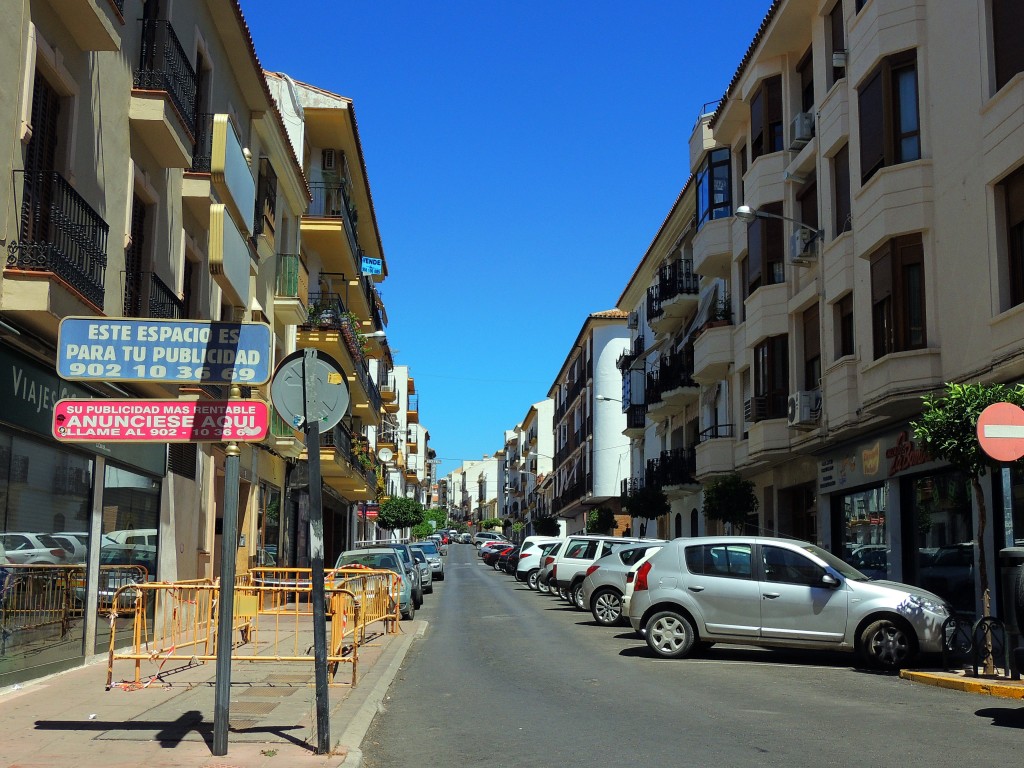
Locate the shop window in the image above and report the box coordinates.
[992,0,1024,93]
[905,471,974,615]
[858,51,920,184]
[870,233,926,359]
[834,484,889,579]
[750,75,783,161]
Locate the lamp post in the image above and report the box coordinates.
[735,204,824,242]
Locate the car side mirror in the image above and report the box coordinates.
[822,572,841,589]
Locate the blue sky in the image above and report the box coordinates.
[244,1,771,480]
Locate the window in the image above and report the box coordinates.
[1002,165,1024,307]
[992,0,1024,92]
[797,47,815,114]
[744,201,785,296]
[697,148,732,226]
[762,546,825,586]
[827,1,846,89]
[750,76,783,161]
[833,145,852,237]
[858,51,920,183]
[735,145,747,205]
[797,173,818,237]
[835,293,855,359]
[684,543,753,579]
[870,233,926,358]
[753,335,788,420]
[803,306,820,391]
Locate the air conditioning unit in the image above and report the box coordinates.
[790,111,814,150]
[322,148,337,170]
[789,229,818,265]
[627,311,639,330]
[787,390,822,428]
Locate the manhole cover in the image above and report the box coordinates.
[230,701,278,716]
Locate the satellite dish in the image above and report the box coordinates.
[378,447,394,463]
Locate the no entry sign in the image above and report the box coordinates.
[976,401,1024,462]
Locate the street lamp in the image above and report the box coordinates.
[735,204,823,242]
[595,395,622,403]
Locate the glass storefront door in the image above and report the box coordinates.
[834,484,889,580]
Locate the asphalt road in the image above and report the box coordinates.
[359,543,1024,767]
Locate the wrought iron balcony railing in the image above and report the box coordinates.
[9,170,108,308]
[135,18,198,136]
[148,271,185,318]
[189,113,215,172]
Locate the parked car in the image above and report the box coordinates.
[473,532,509,548]
[411,549,433,594]
[357,540,423,608]
[497,545,521,573]
[52,531,89,562]
[103,529,158,548]
[458,533,472,544]
[534,542,564,593]
[581,543,665,626]
[411,541,445,579]
[514,535,563,583]
[627,536,952,670]
[482,544,513,568]
[334,547,416,620]
[0,533,71,565]
[478,539,512,558]
[549,534,665,609]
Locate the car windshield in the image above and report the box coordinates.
[800,543,870,581]
[414,543,439,556]
[335,552,400,571]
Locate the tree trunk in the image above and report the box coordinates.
[972,476,994,675]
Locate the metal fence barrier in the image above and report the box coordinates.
[105,568,401,690]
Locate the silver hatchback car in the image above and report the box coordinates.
[627,536,951,670]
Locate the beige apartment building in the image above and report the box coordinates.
[619,0,1024,619]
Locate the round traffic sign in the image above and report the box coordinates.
[977,401,1024,462]
[270,349,350,432]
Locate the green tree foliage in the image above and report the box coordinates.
[480,517,503,530]
[912,382,1024,674]
[622,484,670,536]
[376,497,424,531]
[586,507,618,534]
[703,473,759,530]
[423,507,448,530]
[532,517,560,536]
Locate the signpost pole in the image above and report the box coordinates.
[303,349,331,754]
[212,436,241,756]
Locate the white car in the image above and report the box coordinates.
[0,532,71,565]
[52,531,89,562]
[473,531,509,548]
[514,535,563,583]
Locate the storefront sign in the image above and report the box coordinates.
[819,426,938,491]
[57,317,272,384]
[52,399,269,442]
[0,344,165,475]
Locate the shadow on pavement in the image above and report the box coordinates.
[976,706,1024,729]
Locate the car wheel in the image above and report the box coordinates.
[537,576,550,594]
[591,588,623,626]
[425,583,434,594]
[558,586,569,601]
[571,582,586,610]
[645,610,697,659]
[414,590,423,609]
[526,570,539,590]
[437,572,445,581]
[859,618,916,670]
[401,600,415,620]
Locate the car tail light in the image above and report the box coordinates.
[551,565,557,580]
[50,549,67,558]
[634,561,652,592]
[585,564,599,577]
[626,572,635,584]
[520,552,532,560]
[544,556,554,566]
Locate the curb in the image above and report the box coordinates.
[335,621,427,766]
[900,670,1024,700]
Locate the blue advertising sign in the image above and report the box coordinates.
[361,255,383,276]
[57,317,273,385]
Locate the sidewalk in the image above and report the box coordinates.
[0,619,423,768]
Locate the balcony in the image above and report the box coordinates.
[695,424,735,478]
[407,393,419,424]
[313,426,375,502]
[744,396,790,459]
[744,284,788,348]
[816,74,849,158]
[660,350,699,406]
[860,347,943,418]
[265,409,303,459]
[51,0,121,51]
[273,253,309,326]
[407,428,419,453]
[853,160,934,257]
[301,181,360,276]
[130,19,196,168]
[647,447,699,498]
[623,403,646,438]
[146,271,185,318]
[692,314,734,385]
[645,369,673,421]
[693,217,733,279]
[651,261,700,335]
[4,171,107,333]
[377,427,399,450]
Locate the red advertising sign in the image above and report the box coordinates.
[976,401,1024,462]
[52,399,269,443]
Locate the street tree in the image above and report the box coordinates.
[586,507,617,534]
[622,484,669,537]
[376,497,424,531]
[532,517,560,536]
[703,473,759,532]
[912,382,1024,674]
